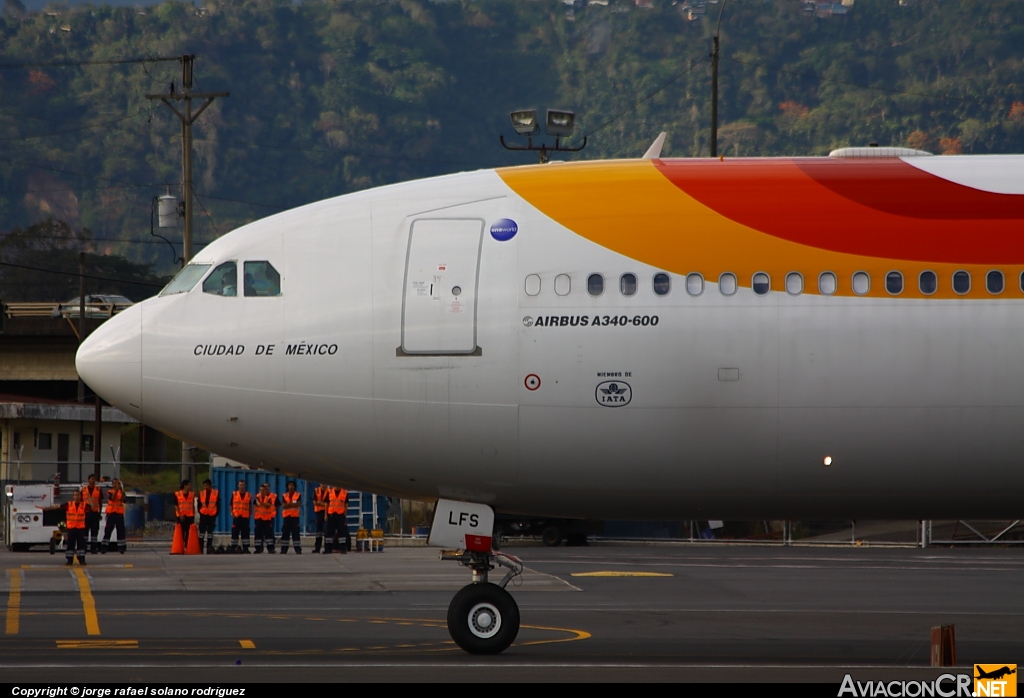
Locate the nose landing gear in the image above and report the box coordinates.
[441,549,523,654]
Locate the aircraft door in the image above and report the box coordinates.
[401,218,483,354]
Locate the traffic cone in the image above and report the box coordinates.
[186,524,201,555]
[170,524,185,554]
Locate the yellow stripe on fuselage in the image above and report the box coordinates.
[497,160,1018,299]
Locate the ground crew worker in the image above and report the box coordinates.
[230,480,252,553]
[174,480,196,550]
[324,486,349,554]
[64,489,88,565]
[253,482,278,554]
[81,474,103,554]
[279,481,302,554]
[312,484,329,553]
[197,479,219,554]
[100,478,127,554]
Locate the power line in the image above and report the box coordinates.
[0,113,148,142]
[0,260,165,287]
[0,56,180,70]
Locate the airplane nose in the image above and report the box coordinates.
[75,302,142,420]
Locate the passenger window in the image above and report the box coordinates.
[587,273,604,297]
[885,271,903,295]
[1020,271,1024,293]
[718,272,737,296]
[953,270,970,295]
[919,271,937,295]
[653,273,671,296]
[786,272,803,295]
[987,270,1004,294]
[554,274,571,296]
[243,261,282,297]
[852,271,870,295]
[620,273,637,296]
[752,272,770,296]
[818,272,837,296]
[686,273,704,296]
[525,274,541,296]
[161,263,211,296]
[202,262,238,297]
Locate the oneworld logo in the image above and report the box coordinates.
[490,218,518,241]
[596,381,631,407]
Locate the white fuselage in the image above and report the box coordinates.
[77,165,1024,520]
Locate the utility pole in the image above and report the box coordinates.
[145,55,229,266]
[146,55,229,484]
[710,0,728,158]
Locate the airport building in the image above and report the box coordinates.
[1,301,135,483]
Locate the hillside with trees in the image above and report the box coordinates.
[1,0,1023,281]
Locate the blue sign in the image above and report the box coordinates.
[490,219,518,242]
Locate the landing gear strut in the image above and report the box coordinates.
[441,549,523,654]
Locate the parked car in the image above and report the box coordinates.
[54,294,133,318]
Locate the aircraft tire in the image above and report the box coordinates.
[447,582,520,655]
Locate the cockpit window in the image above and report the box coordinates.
[160,263,211,296]
[243,261,282,297]
[202,262,238,297]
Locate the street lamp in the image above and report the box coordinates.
[500,108,586,163]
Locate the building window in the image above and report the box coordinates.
[620,273,637,296]
[752,272,770,296]
[38,433,52,450]
[686,273,704,296]
[718,272,737,296]
[886,271,904,295]
[653,273,671,296]
[919,271,937,295]
[243,261,282,297]
[525,274,541,296]
[587,273,604,297]
[953,270,971,295]
[987,270,1004,295]
[202,261,238,297]
[852,271,870,295]
[818,272,837,296]
[554,274,571,296]
[786,272,803,295]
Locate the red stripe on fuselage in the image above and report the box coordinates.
[653,158,1024,264]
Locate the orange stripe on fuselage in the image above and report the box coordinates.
[656,157,1024,264]
[496,159,1024,299]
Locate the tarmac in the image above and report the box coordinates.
[1,540,1022,683]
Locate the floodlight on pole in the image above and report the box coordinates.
[510,109,540,135]
[500,107,586,164]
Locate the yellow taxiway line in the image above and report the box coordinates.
[6,571,22,635]
[72,567,101,635]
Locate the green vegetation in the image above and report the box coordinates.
[1,0,1023,279]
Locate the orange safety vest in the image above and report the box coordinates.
[255,492,277,521]
[175,490,195,518]
[105,489,125,515]
[281,491,301,518]
[199,489,219,516]
[66,501,87,529]
[327,488,348,516]
[82,485,101,513]
[231,491,251,518]
[313,486,329,513]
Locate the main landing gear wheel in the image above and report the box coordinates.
[447,582,520,654]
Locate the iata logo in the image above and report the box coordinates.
[975,665,1017,697]
[596,381,631,407]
